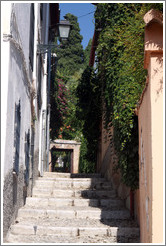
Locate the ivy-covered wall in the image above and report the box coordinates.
[94,3,163,190]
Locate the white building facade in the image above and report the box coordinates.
[1,2,59,237]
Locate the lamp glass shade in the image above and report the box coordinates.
[58,20,71,40]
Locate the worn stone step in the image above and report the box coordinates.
[42,172,101,179]
[43,172,71,178]
[17,206,130,220]
[25,197,124,208]
[71,173,102,178]
[10,224,79,236]
[13,216,139,229]
[9,223,139,238]
[37,177,106,183]
[6,219,139,244]
[6,233,140,244]
[5,171,140,244]
[38,177,105,181]
[35,179,112,190]
[32,187,116,199]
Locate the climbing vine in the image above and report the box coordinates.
[94,3,163,189]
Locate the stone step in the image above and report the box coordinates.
[6,217,140,243]
[13,216,139,228]
[5,233,140,244]
[35,179,112,190]
[9,223,139,238]
[25,197,124,208]
[37,177,105,182]
[71,173,102,178]
[32,187,116,199]
[17,206,130,220]
[42,172,101,179]
[43,172,71,178]
[5,171,140,243]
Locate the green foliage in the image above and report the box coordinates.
[64,69,84,140]
[79,135,95,173]
[55,13,84,76]
[50,13,85,141]
[76,66,102,169]
[51,150,71,172]
[95,3,163,189]
[50,12,101,173]
[83,38,92,67]
[50,78,68,139]
[50,76,82,141]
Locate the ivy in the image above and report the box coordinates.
[95,3,163,190]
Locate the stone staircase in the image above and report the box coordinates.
[5,172,140,243]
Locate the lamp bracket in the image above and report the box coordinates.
[37,44,58,55]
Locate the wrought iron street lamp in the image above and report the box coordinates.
[37,19,72,54]
[58,20,72,41]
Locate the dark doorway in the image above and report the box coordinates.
[51,148,73,173]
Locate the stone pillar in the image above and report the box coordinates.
[72,144,81,173]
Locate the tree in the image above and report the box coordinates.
[83,38,92,67]
[76,66,102,169]
[55,13,85,77]
[50,13,100,173]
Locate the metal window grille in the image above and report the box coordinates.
[37,55,42,110]
[24,130,30,186]
[13,100,21,175]
[13,100,21,205]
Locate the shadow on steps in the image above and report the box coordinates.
[74,173,140,243]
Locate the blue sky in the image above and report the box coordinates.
[59,3,96,49]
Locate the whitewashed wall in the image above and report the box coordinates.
[2,2,52,238]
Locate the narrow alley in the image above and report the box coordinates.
[2,2,164,245]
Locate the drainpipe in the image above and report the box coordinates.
[46,102,51,171]
[45,3,50,172]
[41,109,46,176]
[130,189,134,219]
[46,42,51,172]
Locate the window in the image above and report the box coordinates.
[24,130,30,186]
[37,55,42,111]
[13,100,21,205]
[13,100,21,175]
[40,3,43,22]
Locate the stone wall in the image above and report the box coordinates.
[98,122,131,211]
[3,166,24,238]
